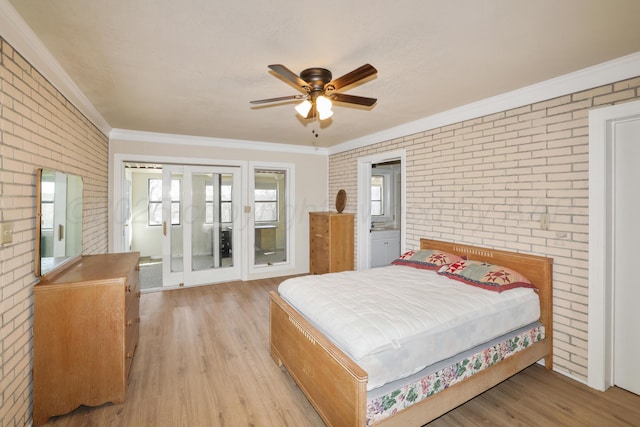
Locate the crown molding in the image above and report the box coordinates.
[329,51,640,155]
[109,129,329,156]
[0,0,112,136]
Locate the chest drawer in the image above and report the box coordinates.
[310,214,330,237]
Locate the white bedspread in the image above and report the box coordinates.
[278,265,540,391]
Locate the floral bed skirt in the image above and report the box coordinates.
[366,325,544,425]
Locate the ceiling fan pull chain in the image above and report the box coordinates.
[313,113,320,138]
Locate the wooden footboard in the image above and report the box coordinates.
[270,291,368,426]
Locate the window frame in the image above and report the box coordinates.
[254,187,279,223]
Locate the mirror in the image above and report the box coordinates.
[35,169,83,277]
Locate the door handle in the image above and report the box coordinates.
[163,221,167,236]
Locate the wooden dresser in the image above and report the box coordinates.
[309,212,354,274]
[33,252,141,426]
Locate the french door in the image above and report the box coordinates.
[162,165,241,287]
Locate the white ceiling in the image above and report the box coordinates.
[5,0,640,148]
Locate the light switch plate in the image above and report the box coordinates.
[539,213,550,231]
[0,222,14,244]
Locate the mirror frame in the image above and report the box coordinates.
[35,168,84,278]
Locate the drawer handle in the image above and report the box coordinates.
[126,319,133,326]
[126,285,132,293]
[126,351,134,359]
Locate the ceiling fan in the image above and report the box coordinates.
[250,64,378,121]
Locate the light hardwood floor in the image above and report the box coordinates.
[45,276,640,426]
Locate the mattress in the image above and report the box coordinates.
[278,265,540,391]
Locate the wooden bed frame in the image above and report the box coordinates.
[270,238,553,426]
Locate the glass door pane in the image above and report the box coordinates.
[162,166,184,287]
[254,169,287,266]
[183,166,240,286]
[189,172,235,272]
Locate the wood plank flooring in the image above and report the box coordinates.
[45,276,640,427]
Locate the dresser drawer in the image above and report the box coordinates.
[124,314,139,379]
[310,215,330,237]
[125,263,140,314]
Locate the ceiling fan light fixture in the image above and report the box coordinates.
[294,99,312,117]
[316,95,333,120]
[252,63,377,124]
[318,107,334,120]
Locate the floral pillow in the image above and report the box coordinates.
[392,249,464,271]
[437,260,534,292]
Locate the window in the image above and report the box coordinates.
[255,188,277,222]
[205,181,232,224]
[148,178,181,226]
[220,183,232,223]
[205,183,214,223]
[40,181,55,229]
[255,171,282,222]
[371,175,384,216]
[371,168,396,223]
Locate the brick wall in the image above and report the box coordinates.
[0,38,109,426]
[329,76,640,382]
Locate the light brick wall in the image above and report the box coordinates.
[329,76,640,382]
[0,38,109,426]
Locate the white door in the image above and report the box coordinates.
[162,165,241,287]
[613,117,640,395]
[122,168,133,252]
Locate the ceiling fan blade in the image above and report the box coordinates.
[268,64,309,90]
[330,93,377,107]
[250,94,306,104]
[326,64,377,91]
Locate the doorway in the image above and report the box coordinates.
[357,149,406,270]
[588,99,640,393]
[369,160,402,268]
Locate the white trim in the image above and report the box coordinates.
[588,99,640,391]
[0,0,111,136]
[110,128,328,156]
[331,51,640,155]
[356,149,406,270]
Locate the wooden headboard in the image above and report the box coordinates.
[420,238,553,368]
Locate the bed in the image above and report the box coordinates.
[269,238,553,426]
